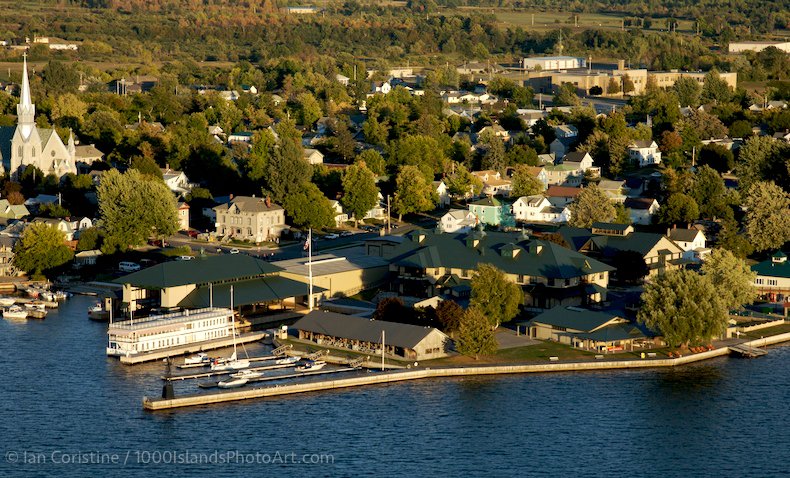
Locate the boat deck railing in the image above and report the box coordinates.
[109,307,234,331]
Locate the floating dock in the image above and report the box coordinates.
[728,344,768,358]
[143,332,790,411]
[118,332,267,365]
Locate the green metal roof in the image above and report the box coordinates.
[114,254,283,289]
[588,232,679,257]
[570,323,646,342]
[389,231,614,279]
[528,306,625,333]
[752,257,790,279]
[177,276,322,308]
[469,196,502,207]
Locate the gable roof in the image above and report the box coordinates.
[623,197,658,210]
[389,231,613,279]
[546,185,582,198]
[563,152,590,163]
[114,254,283,289]
[214,196,283,213]
[629,140,656,149]
[587,232,681,257]
[469,196,502,207]
[668,228,703,243]
[751,256,790,279]
[529,306,625,333]
[294,310,446,350]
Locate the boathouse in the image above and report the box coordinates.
[293,310,451,361]
[526,306,656,353]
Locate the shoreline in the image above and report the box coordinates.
[142,331,790,411]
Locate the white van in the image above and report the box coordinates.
[118,261,141,273]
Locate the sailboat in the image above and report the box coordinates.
[210,285,250,371]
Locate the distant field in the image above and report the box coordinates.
[490,10,696,34]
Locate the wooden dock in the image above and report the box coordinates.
[117,332,268,365]
[728,344,768,358]
[164,362,295,381]
[197,367,358,389]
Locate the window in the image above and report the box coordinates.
[755,279,764,285]
[518,274,525,284]
[768,279,777,286]
[31,148,35,157]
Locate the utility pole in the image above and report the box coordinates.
[387,195,391,233]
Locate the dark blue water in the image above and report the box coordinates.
[1,295,789,477]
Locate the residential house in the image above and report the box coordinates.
[517,109,547,128]
[477,124,510,143]
[772,130,790,143]
[667,228,708,262]
[572,222,686,277]
[471,170,512,197]
[523,166,549,190]
[335,74,350,86]
[74,249,102,268]
[227,131,253,143]
[371,81,392,95]
[628,140,662,167]
[545,185,582,207]
[526,306,653,352]
[74,144,104,173]
[293,310,450,361]
[554,124,578,139]
[31,218,74,241]
[549,137,577,160]
[213,195,287,243]
[543,152,597,186]
[468,196,513,227]
[433,180,450,208]
[161,167,191,195]
[598,179,627,203]
[69,217,93,235]
[751,252,790,302]
[377,230,613,310]
[304,148,324,165]
[624,197,660,225]
[329,200,349,227]
[0,199,29,220]
[439,209,477,233]
[512,195,571,223]
[177,202,190,231]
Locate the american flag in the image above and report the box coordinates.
[303,230,311,251]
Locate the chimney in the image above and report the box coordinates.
[265,196,271,208]
[617,59,625,70]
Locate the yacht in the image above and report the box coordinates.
[3,305,28,320]
[275,356,299,365]
[230,369,264,380]
[296,360,326,372]
[0,297,16,307]
[183,352,211,366]
[209,352,250,371]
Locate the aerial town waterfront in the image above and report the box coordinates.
[0,0,788,475]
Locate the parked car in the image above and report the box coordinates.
[324,233,339,240]
[175,255,193,261]
[229,248,240,254]
[340,231,354,237]
[148,238,169,247]
[186,230,199,238]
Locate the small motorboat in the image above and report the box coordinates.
[39,291,55,302]
[0,297,16,307]
[24,302,46,310]
[54,290,69,301]
[3,305,28,320]
[217,377,249,389]
[230,369,263,380]
[296,360,326,372]
[183,352,211,366]
[27,309,47,319]
[274,356,299,365]
[210,352,250,371]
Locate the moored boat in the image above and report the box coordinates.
[183,352,211,366]
[275,356,299,365]
[27,309,47,319]
[3,305,28,320]
[210,352,250,371]
[0,297,16,307]
[295,359,326,372]
[217,377,248,389]
[229,369,263,380]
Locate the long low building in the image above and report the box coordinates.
[274,249,390,298]
[293,310,450,361]
[751,252,790,302]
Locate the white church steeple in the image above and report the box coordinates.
[17,53,36,141]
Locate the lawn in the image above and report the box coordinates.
[741,322,790,339]
[494,340,596,361]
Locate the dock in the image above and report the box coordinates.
[143,332,790,411]
[728,344,768,358]
[197,367,358,389]
[164,362,295,381]
[118,331,267,365]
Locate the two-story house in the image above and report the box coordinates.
[468,196,513,227]
[439,209,477,233]
[213,195,286,243]
[433,180,451,208]
[628,140,662,167]
[667,228,708,262]
[471,170,512,197]
[160,167,191,195]
[751,252,790,302]
[624,197,660,225]
[544,152,598,186]
[512,195,571,223]
[329,200,349,227]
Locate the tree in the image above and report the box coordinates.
[736,136,790,192]
[613,202,632,224]
[510,165,544,197]
[611,250,649,284]
[330,118,357,162]
[392,165,436,220]
[701,249,756,310]
[568,184,616,228]
[130,155,164,179]
[239,129,275,182]
[701,70,732,104]
[672,76,702,107]
[553,82,580,107]
[638,270,728,347]
[296,92,322,127]
[506,144,539,166]
[657,193,699,226]
[454,306,498,359]
[622,74,635,94]
[97,169,178,253]
[698,144,734,174]
[38,203,71,219]
[341,163,378,225]
[76,227,102,252]
[264,136,311,203]
[42,61,80,95]
[374,297,411,323]
[355,149,386,176]
[282,182,335,230]
[691,165,729,219]
[607,77,621,95]
[743,181,790,252]
[435,299,464,333]
[13,222,74,278]
[469,264,522,328]
[445,163,483,198]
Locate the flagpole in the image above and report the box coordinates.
[308,228,314,311]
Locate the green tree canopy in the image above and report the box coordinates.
[13,222,74,278]
[553,82,581,107]
[445,163,483,198]
[637,270,728,347]
[510,165,544,198]
[282,182,335,230]
[568,184,616,228]
[469,263,522,328]
[341,162,379,224]
[393,165,437,220]
[672,76,702,107]
[130,155,164,179]
[657,192,699,226]
[454,306,498,359]
[264,134,311,203]
[743,180,790,252]
[355,149,386,176]
[700,248,757,310]
[97,169,179,253]
[434,299,464,333]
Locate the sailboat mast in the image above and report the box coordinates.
[308,228,314,311]
[381,330,385,371]
[230,284,237,357]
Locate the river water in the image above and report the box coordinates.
[1,295,788,477]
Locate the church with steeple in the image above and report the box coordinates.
[0,55,78,179]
